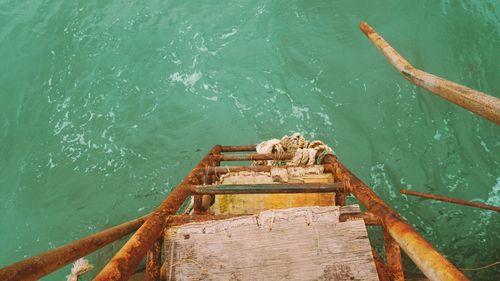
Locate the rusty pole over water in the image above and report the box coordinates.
[0,214,243,280]
[360,21,500,125]
[401,189,500,212]
[93,145,221,281]
[322,154,468,281]
[0,215,148,281]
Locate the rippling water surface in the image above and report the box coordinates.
[1,0,499,280]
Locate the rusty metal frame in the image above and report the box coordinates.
[0,144,470,281]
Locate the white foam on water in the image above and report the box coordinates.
[433,130,442,140]
[478,177,500,225]
[46,154,56,168]
[291,105,309,120]
[203,96,218,101]
[228,94,251,113]
[370,163,397,198]
[169,71,202,88]
[314,112,332,126]
[486,177,500,206]
[479,139,490,153]
[219,26,239,39]
[53,111,72,135]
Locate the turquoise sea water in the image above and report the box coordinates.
[1,0,499,280]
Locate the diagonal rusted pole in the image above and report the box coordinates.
[401,189,500,212]
[360,21,500,124]
[0,215,148,281]
[0,214,241,280]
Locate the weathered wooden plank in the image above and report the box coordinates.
[212,193,335,215]
[161,206,378,281]
[218,167,334,185]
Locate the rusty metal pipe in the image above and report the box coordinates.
[383,228,404,281]
[321,154,468,281]
[220,145,257,152]
[371,247,390,281]
[339,212,381,226]
[167,214,242,225]
[363,211,382,226]
[193,149,218,214]
[145,240,161,281]
[190,183,347,195]
[401,189,500,212]
[93,145,221,281]
[200,164,333,175]
[360,22,500,124]
[0,215,148,281]
[335,193,347,206]
[216,153,294,161]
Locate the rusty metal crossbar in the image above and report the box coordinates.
[0,144,470,281]
[198,164,333,175]
[215,152,295,161]
[220,145,256,152]
[190,183,347,195]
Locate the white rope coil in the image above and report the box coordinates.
[255,133,333,166]
[66,258,93,281]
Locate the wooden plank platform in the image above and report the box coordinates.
[161,205,379,281]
